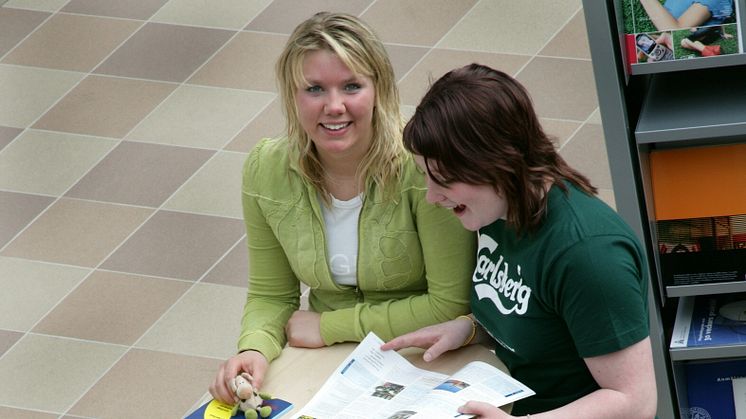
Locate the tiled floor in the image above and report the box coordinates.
[0,0,612,417]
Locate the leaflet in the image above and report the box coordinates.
[291,332,534,419]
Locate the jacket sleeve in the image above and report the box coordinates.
[236,142,300,362]
[320,187,476,344]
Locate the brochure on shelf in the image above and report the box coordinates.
[621,0,743,68]
[671,293,746,348]
[290,332,534,419]
[685,359,746,419]
[650,145,746,287]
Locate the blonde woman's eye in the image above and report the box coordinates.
[306,85,322,93]
[344,83,361,92]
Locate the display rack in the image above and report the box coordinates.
[583,1,746,418]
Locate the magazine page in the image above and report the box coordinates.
[291,332,533,419]
[622,0,742,68]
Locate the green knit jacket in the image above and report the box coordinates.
[237,137,476,362]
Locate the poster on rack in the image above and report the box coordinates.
[622,0,743,68]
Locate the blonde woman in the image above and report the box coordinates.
[209,12,475,404]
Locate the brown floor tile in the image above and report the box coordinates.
[559,123,612,190]
[33,75,176,138]
[93,22,234,83]
[0,7,49,56]
[361,0,477,46]
[0,125,22,151]
[188,31,287,92]
[68,349,221,418]
[33,270,190,345]
[245,0,374,33]
[202,236,248,287]
[517,57,598,121]
[65,140,214,207]
[0,191,53,248]
[398,49,530,106]
[1,198,153,267]
[224,98,284,152]
[0,329,23,357]
[539,9,591,59]
[2,13,141,72]
[60,0,169,20]
[0,406,58,419]
[101,210,245,281]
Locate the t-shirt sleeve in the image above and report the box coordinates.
[549,235,650,358]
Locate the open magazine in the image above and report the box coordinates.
[291,332,534,419]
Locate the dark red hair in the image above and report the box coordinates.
[403,63,596,233]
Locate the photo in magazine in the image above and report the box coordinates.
[621,0,742,67]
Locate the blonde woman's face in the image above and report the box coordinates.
[295,49,375,164]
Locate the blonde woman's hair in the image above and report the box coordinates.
[275,12,404,204]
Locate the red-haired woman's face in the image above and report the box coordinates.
[414,155,507,231]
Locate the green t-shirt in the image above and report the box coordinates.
[471,183,650,415]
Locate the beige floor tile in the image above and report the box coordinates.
[385,44,430,82]
[0,125,22,150]
[65,141,214,207]
[93,22,234,82]
[163,151,247,218]
[0,64,84,128]
[0,334,125,412]
[61,0,169,20]
[127,84,274,149]
[0,329,23,357]
[0,130,117,195]
[136,283,245,358]
[100,210,245,281]
[397,49,529,106]
[0,191,53,248]
[224,98,284,152]
[1,198,153,267]
[539,9,591,59]
[3,0,67,12]
[33,270,191,345]
[69,349,220,418]
[202,237,249,288]
[0,406,58,419]
[245,0,373,33]
[588,107,602,124]
[2,13,141,72]
[559,123,612,190]
[362,0,477,46]
[0,7,49,56]
[438,0,581,55]
[540,118,582,146]
[188,31,288,92]
[0,257,89,331]
[32,75,176,138]
[517,57,598,121]
[152,0,271,29]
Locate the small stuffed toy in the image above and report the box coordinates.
[229,373,273,419]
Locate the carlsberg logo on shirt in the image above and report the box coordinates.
[473,233,532,315]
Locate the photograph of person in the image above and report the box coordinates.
[382,64,657,418]
[208,11,475,405]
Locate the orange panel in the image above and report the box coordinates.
[650,144,746,220]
